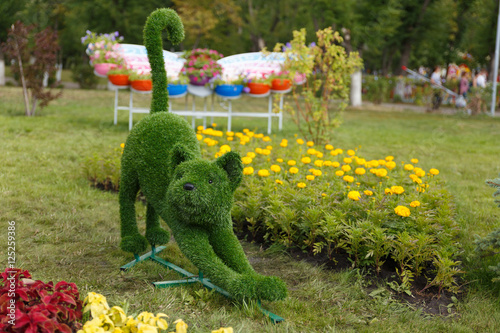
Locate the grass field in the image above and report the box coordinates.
[1,86,500,332]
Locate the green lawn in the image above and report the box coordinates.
[1,86,500,332]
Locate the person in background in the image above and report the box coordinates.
[430,66,443,110]
[475,69,487,88]
[459,71,470,98]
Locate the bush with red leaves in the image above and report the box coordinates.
[0,268,83,333]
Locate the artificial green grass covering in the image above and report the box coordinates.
[119,8,287,302]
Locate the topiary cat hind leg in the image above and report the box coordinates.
[145,202,170,247]
[119,170,148,254]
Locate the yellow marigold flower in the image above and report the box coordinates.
[241,156,252,165]
[356,158,366,165]
[289,167,299,174]
[247,131,255,138]
[297,182,306,188]
[414,167,425,177]
[219,145,231,154]
[275,179,283,185]
[343,175,354,183]
[370,168,377,174]
[255,147,263,154]
[312,169,322,176]
[325,144,334,150]
[301,157,311,164]
[226,131,234,136]
[332,161,340,168]
[364,190,373,196]
[262,149,271,155]
[307,148,316,155]
[355,168,366,175]
[239,141,246,145]
[410,201,421,207]
[347,149,355,156]
[297,138,305,144]
[404,164,414,171]
[227,137,234,141]
[197,125,204,131]
[196,134,202,141]
[386,161,397,170]
[243,167,254,175]
[263,136,271,142]
[246,152,256,158]
[316,152,324,158]
[385,155,394,161]
[330,150,339,156]
[385,188,393,195]
[314,160,324,167]
[416,186,426,193]
[378,159,387,166]
[235,132,243,138]
[323,161,332,167]
[240,136,250,143]
[342,165,351,172]
[277,158,284,163]
[254,133,264,138]
[120,143,125,149]
[343,157,352,164]
[335,170,345,176]
[376,169,388,177]
[270,165,281,173]
[280,141,288,148]
[212,123,217,127]
[394,205,411,217]
[348,190,361,201]
[243,128,249,133]
[287,160,297,166]
[411,158,419,164]
[369,160,379,167]
[322,193,327,197]
[412,176,422,184]
[266,145,273,150]
[390,185,405,194]
[429,168,439,175]
[335,148,344,154]
[258,169,270,177]
[306,175,315,181]
[306,141,314,147]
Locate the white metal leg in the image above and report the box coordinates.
[191,97,196,128]
[129,91,134,131]
[279,94,284,131]
[203,98,207,129]
[267,94,273,134]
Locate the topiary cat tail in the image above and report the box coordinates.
[144,8,185,113]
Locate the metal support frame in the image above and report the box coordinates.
[120,246,284,324]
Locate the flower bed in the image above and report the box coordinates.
[83,127,462,293]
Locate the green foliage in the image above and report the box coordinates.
[276,28,363,144]
[70,62,99,89]
[363,76,395,104]
[82,146,122,191]
[118,8,286,302]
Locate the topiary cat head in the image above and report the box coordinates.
[166,143,243,227]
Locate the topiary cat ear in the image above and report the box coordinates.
[216,151,243,192]
[168,143,196,172]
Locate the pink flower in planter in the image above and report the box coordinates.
[200,72,205,77]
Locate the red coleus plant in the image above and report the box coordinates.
[0,268,83,333]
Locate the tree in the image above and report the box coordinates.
[2,22,62,116]
[0,0,26,85]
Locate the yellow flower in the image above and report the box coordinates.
[109,306,127,327]
[411,158,419,164]
[364,190,373,196]
[394,205,411,217]
[314,160,324,167]
[287,160,297,166]
[390,186,405,194]
[376,169,388,177]
[335,148,344,154]
[348,190,361,201]
[212,123,217,127]
[270,165,281,173]
[247,152,256,158]
[196,134,203,141]
[247,131,255,138]
[262,149,271,155]
[83,292,110,318]
[263,136,271,142]
[347,149,355,156]
[266,145,273,150]
[137,323,157,333]
[301,157,311,164]
[243,167,254,175]
[280,141,288,148]
[330,151,339,156]
[197,125,204,131]
[79,317,104,333]
[254,133,264,138]
[368,160,379,167]
[258,169,270,177]
[332,161,340,168]
[325,144,334,150]
[306,141,314,147]
[219,144,231,154]
[342,165,351,172]
[255,148,263,154]
[137,312,155,325]
[343,157,352,164]
[385,155,394,161]
[174,319,188,333]
[410,201,421,207]
[312,169,322,176]
[306,175,315,181]
[289,167,299,174]
[241,156,252,165]
[297,138,304,144]
[378,159,387,166]
[355,168,366,175]
[212,328,234,333]
[227,137,234,141]
[322,193,327,197]
[416,186,426,193]
[429,168,439,175]
[120,143,125,149]
[226,131,234,136]
[386,161,397,170]
[343,175,354,183]
[414,167,425,177]
[335,170,345,177]
[307,148,316,155]
[154,314,169,330]
[323,161,332,167]
[404,164,414,171]
[275,179,283,185]
[297,182,306,188]
[385,188,393,195]
[277,158,284,163]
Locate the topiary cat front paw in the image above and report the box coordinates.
[255,275,288,301]
[227,275,258,300]
[145,227,170,247]
[120,234,148,254]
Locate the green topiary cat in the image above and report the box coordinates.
[119,8,287,302]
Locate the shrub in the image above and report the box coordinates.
[363,76,394,104]
[0,268,83,332]
[82,145,123,191]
